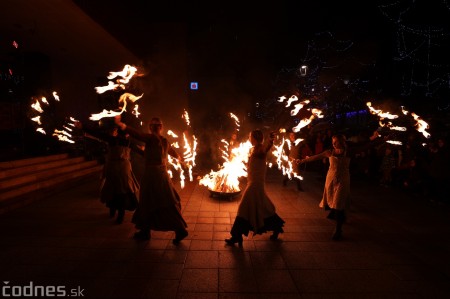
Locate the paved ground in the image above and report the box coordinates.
[1,169,450,298]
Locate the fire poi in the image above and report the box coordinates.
[30,92,79,144]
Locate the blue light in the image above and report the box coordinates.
[190,82,198,90]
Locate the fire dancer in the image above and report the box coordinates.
[114,115,188,243]
[74,120,140,224]
[225,129,285,246]
[298,131,382,240]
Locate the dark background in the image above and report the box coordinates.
[1,0,449,160]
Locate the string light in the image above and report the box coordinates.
[378,0,450,98]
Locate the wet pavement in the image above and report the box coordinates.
[1,169,449,298]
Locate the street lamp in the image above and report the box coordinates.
[300,65,308,77]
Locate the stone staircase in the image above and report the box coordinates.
[0,153,103,214]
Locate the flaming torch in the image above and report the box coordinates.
[166,110,198,189]
[274,94,323,180]
[90,65,142,121]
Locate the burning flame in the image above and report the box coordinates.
[36,128,46,134]
[89,92,143,121]
[230,112,240,130]
[410,112,430,138]
[51,117,79,144]
[31,116,41,125]
[167,130,179,138]
[275,94,323,180]
[95,81,123,94]
[89,109,123,121]
[376,104,431,139]
[166,110,198,188]
[291,99,310,116]
[292,109,323,133]
[199,111,251,193]
[94,64,138,94]
[386,140,402,145]
[107,64,137,85]
[270,136,303,181]
[366,102,398,120]
[278,95,299,107]
[199,141,252,193]
[379,121,407,132]
[31,100,44,113]
[52,91,60,101]
[183,110,191,127]
[131,104,140,118]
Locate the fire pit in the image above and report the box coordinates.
[208,189,241,200]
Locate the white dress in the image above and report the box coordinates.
[319,151,351,211]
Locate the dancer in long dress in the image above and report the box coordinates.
[298,131,381,240]
[75,121,140,224]
[225,129,285,246]
[114,115,188,244]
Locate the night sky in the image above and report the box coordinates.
[2,0,449,136]
[72,1,393,122]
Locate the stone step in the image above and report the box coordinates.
[0,160,100,190]
[0,171,102,215]
[0,153,103,214]
[0,164,103,203]
[0,153,69,170]
[0,156,87,180]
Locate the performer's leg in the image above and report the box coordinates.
[332,210,345,240]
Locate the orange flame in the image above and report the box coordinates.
[278,95,299,107]
[94,65,138,94]
[31,100,44,113]
[52,91,60,101]
[292,109,323,133]
[271,137,303,180]
[230,112,240,130]
[410,112,430,139]
[183,110,191,127]
[165,110,198,188]
[199,140,252,193]
[89,92,143,121]
[31,116,41,125]
[366,102,399,120]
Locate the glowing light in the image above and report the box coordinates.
[300,65,308,76]
[199,140,252,193]
[183,110,191,126]
[107,64,138,85]
[292,108,323,133]
[132,104,141,119]
[36,128,46,134]
[366,102,399,120]
[31,116,41,125]
[290,99,310,116]
[89,93,143,121]
[285,95,298,108]
[52,91,60,101]
[167,130,179,138]
[31,100,44,113]
[230,113,240,130]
